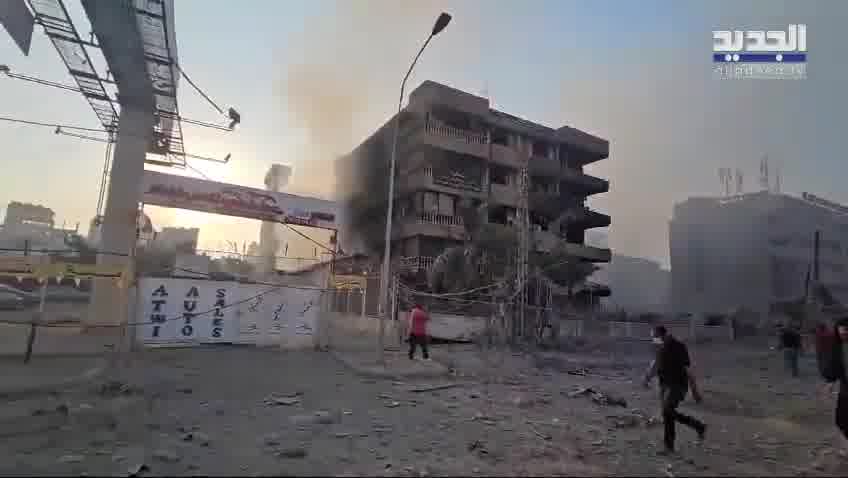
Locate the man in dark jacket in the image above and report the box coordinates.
[822,317,848,441]
[643,325,707,454]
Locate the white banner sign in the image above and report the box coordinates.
[235,284,323,346]
[138,278,238,345]
[141,170,338,230]
[137,278,324,348]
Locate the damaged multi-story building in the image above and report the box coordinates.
[336,80,611,287]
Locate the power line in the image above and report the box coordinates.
[4,69,236,132]
[184,161,212,180]
[282,223,336,255]
[175,63,225,116]
[0,116,109,133]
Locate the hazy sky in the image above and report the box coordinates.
[0,0,844,266]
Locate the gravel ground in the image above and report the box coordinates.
[1,337,846,476]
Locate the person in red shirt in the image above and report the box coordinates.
[408,303,430,360]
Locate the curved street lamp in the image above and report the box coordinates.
[377,12,452,363]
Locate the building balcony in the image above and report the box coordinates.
[397,255,436,274]
[570,206,611,229]
[392,212,466,241]
[405,119,490,159]
[560,168,609,195]
[397,167,486,199]
[529,188,560,214]
[490,183,520,207]
[490,143,523,169]
[528,155,561,177]
[532,230,611,262]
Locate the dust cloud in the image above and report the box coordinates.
[277,0,482,200]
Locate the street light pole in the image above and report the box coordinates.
[377,13,452,364]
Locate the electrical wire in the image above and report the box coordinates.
[282,223,336,255]
[175,63,225,116]
[4,71,89,94]
[184,161,212,180]
[0,116,109,133]
[4,68,235,132]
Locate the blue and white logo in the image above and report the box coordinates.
[713,25,806,79]
[713,24,806,63]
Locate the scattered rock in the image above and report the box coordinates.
[263,433,281,446]
[264,394,301,406]
[314,410,338,424]
[182,431,211,446]
[277,447,308,459]
[153,449,180,463]
[59,454,84,464]
[127,463,148,477]
[568,387,627,408]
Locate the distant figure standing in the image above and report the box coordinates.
[643,325,707,454]
[779,322,802,377]
[408,304,430,361]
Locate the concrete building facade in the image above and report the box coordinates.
[592,254,670,314]
[670,191,848,317]
[154,227,199,253]
[336,80,612,277]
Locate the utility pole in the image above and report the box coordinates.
[515,153,530,340]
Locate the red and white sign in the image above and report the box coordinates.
[141,170,338,230]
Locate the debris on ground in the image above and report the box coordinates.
[277,447,308,459]
[127,463,148,477]
[408,383,461,393]
[98,380,141,397]
[263,395,301,406]
[567,387,628,408]
[153,449,180,463]
[58,454,84,464]
[181,431,211,446]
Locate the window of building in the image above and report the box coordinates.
[490,165,512,186]
[423,192,439,213]
[438,194,456,216]
[491,128,509,146]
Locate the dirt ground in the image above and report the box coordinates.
[1,336,846,477]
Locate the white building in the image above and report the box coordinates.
[154,227,199,253]
[669,191,848,317]
[592,254,670,314]
[0,201,77,253]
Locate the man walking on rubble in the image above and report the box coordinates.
[408,303,431,361]
[642,325,707,454]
